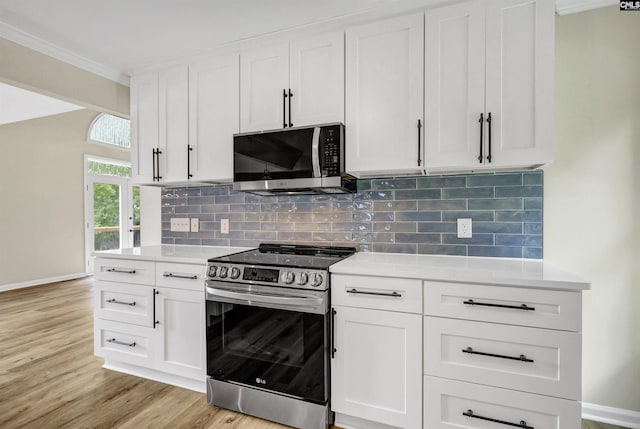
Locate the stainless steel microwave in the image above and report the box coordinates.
[232,123,356,196]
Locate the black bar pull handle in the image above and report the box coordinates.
[106,268,136,274]
[331,308,337,359]
[106,298,136,306]
[417,119,422,166]
[152,148,157,181]
[288,88,293,127]
[463,299,535,311]
[463,347,534,363]
[163,272,198,280]
[486,112,492,163]
[106,338,136,348]
[156,149,162,180]
[283,89,288,128]
[478,113,484,163]
[347,288,403,298]
[153,288,159,328]
[187,144,193,179]
[463,409,534,429]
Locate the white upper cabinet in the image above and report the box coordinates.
[130,72,159,184]
[485,0,554,168]
[345,14,424,177]
[130,66,189,184]
[158,65,189,183]
[240,44,289,132]
[424,1,485,170]
[189,54,240,182]
[424,0,554,172]
[289,32,344,127]
[240,32,344,132]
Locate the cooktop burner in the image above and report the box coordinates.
[209,243,357,270]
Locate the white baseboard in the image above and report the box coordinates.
[583,402,640,429]
[0,272,88,292]
[102,360,206,393]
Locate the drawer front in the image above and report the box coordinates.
[424,281,581,331]
[424,376,581,429]
[94,318,155,367]
[424,317,581,400]
[332,274,422,313]
[94,280,155,327]
[155,262,205,291]
[94,258,155,285]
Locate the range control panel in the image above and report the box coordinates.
[206,263,328,291]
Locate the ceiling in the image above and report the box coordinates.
[0,0,408,84]
[0,0,617,87]
[0,82,83,126]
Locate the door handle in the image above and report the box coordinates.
[486,112,492,163]
[282,89,288,128]
[417,119,422,166]
[288,88,293,127]
[187,144,193,179]
[478,113,484,163]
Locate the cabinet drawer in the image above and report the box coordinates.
[94,280,155,327]
[94,318,155,367]
[424,316,581,400]
[424,281,581,331]
[424,376,580,429]
[332,274,422,313]
[156,262,205,291]
[94,258,155,285]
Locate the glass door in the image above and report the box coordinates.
[85,157,138,273]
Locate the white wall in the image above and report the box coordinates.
[0,109,130,287]
[546,6,640,411]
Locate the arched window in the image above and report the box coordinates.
[87,113,130,149]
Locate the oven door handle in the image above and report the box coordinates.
[206,287,324,308]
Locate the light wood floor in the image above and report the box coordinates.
[0,278,629,429]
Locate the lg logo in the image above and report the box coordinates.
[255,377,267,385]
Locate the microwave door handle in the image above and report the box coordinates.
[206,287,323,308]
[312,127,321,178]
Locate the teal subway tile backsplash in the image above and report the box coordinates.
[161,171,543,259]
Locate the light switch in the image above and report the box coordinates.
[190,218,199,233]
[170,218,190,232]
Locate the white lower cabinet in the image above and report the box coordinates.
[331,275,423,429]
[93,258,206,391]
[154,287,206,380]
[424,376,580,428]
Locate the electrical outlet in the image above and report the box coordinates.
[190,218,199,233]
[170,218,190,232]
[457,218,472,238]
[220,219,229,234]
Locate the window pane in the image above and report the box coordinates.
[89,113,131,149]
[88,160,131,177]
[93,183,120,251]
[132,186,141,247]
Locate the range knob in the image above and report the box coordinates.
[281,271,295,284]
[218,266,229,278]
[230,267,241,279]
[296,272,309,286]
[207,265,218,278]
[310,273,324,287]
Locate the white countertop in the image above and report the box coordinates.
[92,245,250,265]
[330,252,590,291]
[94,246,589,291]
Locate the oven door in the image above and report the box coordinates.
[205,281,329,405]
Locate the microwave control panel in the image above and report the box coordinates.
[320,124,343,177]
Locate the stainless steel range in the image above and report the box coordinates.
[204,243,356,429]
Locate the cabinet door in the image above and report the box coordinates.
[240,44,289,132]
[331,306,422,429]
[289,32,344,127]
[484,0,554,167]
[158,65,189,183]
[345,14,424,176]
[189,54,239,182]
[424,1,486,170]
[154,287,206,380]
[130,72,158,184]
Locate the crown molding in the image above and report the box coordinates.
[556,0,618,15]
[0,21,130,86]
